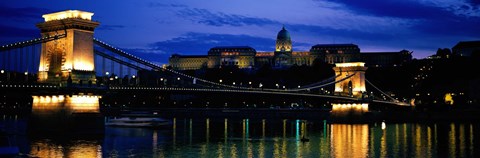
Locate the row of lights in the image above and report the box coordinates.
[107,86,349,101]
[1,35,64,48]
[95,41,297,91]
[94,38,338,93]
[94,38,162,69]
[0,84,57,88]
[0,70,29,75]
[104,72,136,78]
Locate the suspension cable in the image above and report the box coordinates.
[365,79,399,102]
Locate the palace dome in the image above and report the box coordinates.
[276,26,291,41]
[275,26,292,52]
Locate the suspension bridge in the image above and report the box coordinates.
[0,10,410,119]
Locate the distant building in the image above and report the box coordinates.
[452,41,480,57]
[169,54,208,70]
[207,46,256,69]
[169,26,412,70]
[361,50,412,67]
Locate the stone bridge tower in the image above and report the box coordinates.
[37,10,99,84]
[333,62,368,98]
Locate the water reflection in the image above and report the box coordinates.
[1,116,478,157]
[30,140,102,158]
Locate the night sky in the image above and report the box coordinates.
[1,0,479,64]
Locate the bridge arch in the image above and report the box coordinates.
[333,62,367,98]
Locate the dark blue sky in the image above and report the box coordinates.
[1,0,479,64]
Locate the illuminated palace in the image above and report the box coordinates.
[169,26,412,70]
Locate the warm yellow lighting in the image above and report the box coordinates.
[31,141,101,158]
[32,95,100,113]
[42,10,93,22]
[335,62,365,68]
[73,61,94,71]
[331,124,369,158]
[444,93,454,105]
[331,103,369,113]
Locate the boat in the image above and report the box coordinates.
[300,136,310,142]
[105,117,171,128]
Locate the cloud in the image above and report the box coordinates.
[417,0,480,17]
[176,8,278,27]
[147,2,187,8]
[149,32,280,55]
[325,0,454,19]
[171,3,416,36]
[97,25,126,31]
[287,24,396,41]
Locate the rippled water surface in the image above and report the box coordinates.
[2,116,480,157]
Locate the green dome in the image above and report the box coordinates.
[275,26,292,52]
[276,26,291,41]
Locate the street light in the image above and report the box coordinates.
[24,72,28,75]
[0,70,4,74]
[259,83,263,88]
[219,79,223,83]
[275,83,279,88]
[248,81,252,85]
[233,82,236,85]
[105,72,109,75]
[177,77,180,81]
[132,75,136,79]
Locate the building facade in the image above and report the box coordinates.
[169,27,412,70]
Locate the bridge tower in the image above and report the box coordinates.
[333,62,367,98]
[36,10,99,84]
[330,62,369,121]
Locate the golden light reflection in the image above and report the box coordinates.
[43,10,94,22]
[224,118,228,144]
[173,117,176,146]
[459,124,465,157]
[32,95,100,113]
[262,119,266,138]
[273,138,280,157]
[427,126,432,157]
[217,143,224,158]
[381,124,387,157]
[31,141,101,158]
[330,124,369,158]
[415,124,422,158]
[206,118,210,143]
[449,123,456,158]
[153,130,158,155]
[230,143,238,158]
[470,124,474,157]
